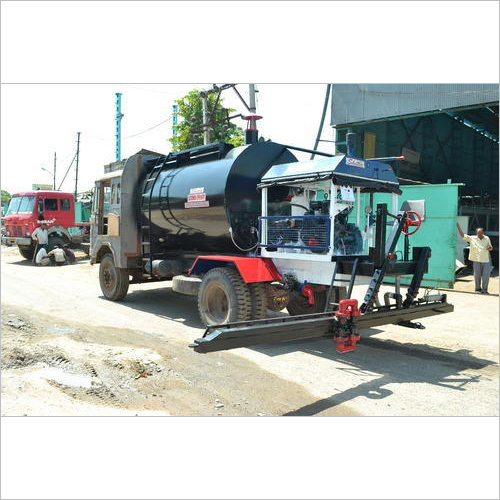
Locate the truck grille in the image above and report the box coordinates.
[9,226,23,236]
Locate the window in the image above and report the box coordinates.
[116,183,120,204]
[44,198,58,211]
[6,196,36,215]
[92,184,99,212]
[103,185,111,213]
[60,198,71,211]
[17,196,36,214]
[111,184,117,204]
[6,197,22,215]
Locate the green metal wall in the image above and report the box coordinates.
[336,113,499,199]
[353,183,461,288]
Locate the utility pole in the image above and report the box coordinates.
[115,92,123,161]
[201,93,211,145]
[243,84,261,144]
[248,84,257,113]
[74,132,81,199]
[53,152,57,190]
[172,104,178,137]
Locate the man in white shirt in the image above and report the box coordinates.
[31,222,49,265]
[457,224,493,294]
[47,245,67,266]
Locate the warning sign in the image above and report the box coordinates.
[187,193,206,202]
[185,187,209,208]
[346,157,365,168]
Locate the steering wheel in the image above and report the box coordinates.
[402,210,422,236]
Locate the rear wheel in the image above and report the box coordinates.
[99,254,129,301]
[287,289,328,316]
[248,282,268,320]
[198,267,251,326]
[47,236,66,252]
[18,246,34,260]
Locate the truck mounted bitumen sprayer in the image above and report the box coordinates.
[90,131,453,354]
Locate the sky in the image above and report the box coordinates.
[1,84,333,195]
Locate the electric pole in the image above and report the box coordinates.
[243,84,261,144]
[74,132,81,199]
[201,93,211,145]
[115,92,123,161]
[172,104,178,137]
[248,84,257,113]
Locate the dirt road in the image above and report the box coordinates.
[1,245,498,416]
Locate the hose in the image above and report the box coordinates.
[229,226,260,252]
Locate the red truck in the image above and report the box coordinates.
[2,190,90,260]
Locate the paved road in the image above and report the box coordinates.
[1,245,498,416]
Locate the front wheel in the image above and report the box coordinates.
[198,267,251,326]
[99,254,129,301]
[18,246,34,260]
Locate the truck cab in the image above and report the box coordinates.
[3,190,89,260]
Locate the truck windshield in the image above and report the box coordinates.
[6,196,36,215]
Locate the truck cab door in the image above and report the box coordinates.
[92,180,111,236]
[42,196,60,224]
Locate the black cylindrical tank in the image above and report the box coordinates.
[140,141,297,254]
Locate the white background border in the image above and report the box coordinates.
[1,1,499,499]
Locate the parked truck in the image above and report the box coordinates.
[2,190,90,260]
[90,137,453,354]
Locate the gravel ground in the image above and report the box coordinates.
[1,244,498,416]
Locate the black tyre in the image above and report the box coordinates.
[47,236,66,252]
[18,246,34,260]
[248,282,268,320]
[99,254,129,301]
[198,267,251,326]
[287,290,328,316]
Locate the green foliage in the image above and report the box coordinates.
[170,89,245,152]
[1,190,11,204]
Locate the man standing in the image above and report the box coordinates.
[31,222,49,265]
[457,223,493,294]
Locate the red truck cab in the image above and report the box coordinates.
[3,191,88,260]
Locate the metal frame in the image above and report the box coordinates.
[258,215,331,251]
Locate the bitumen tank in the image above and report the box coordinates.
[139,141,297,255]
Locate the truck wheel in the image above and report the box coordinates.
[47,236,66,252]
[18,246,34,260]
[287,290,327,316]
[99,254,129,301]
[248,282,268,320]
[198,267,251,326]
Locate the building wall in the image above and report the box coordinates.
[331,84,499,126]
[335,114,499,200]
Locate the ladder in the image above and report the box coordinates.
[141,154,171,276]
[324,258,359,312]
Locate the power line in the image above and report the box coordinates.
[125,116,173,138]
[57,151,77,190]
[79,116,174,143]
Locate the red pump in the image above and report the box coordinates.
[334,299,361,353]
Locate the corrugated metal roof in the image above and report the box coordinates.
[331,84,499,126]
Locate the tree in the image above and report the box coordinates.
[170,89,244,152]
[1,190,11,204]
